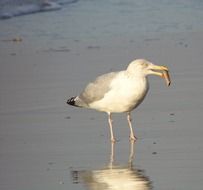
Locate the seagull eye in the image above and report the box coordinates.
[141,62,147,67]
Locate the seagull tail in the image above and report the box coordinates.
[67,96,78,107]
[67,96,88,108]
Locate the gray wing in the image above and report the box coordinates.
[79,72,118,105]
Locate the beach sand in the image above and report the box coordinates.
[1,6,203,190]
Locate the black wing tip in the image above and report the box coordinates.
[67,96,76,106]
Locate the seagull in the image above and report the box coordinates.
[67,59,171,142]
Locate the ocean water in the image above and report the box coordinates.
[1,0,203,36]
[0,0,78,19]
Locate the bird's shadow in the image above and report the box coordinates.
[70,142,153,190]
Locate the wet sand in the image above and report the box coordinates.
[1,13,203,190]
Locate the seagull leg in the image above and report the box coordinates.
[107,112,116,143]
[127,112,137,141]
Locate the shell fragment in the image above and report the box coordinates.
[163,70,171,86]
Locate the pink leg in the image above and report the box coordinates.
[107,112,116,143]
[127,112,137,141]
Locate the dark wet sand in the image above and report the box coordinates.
[1,15,203,190]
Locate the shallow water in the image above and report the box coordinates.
[1,0,203,36]
[1,1,203,190]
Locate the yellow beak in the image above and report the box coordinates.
[151,65,169,72]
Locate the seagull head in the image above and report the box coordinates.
[127,59,171,86]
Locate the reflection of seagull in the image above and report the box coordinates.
[67,59,171,142]
[71,142,152,190]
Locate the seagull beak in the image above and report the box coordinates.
[149,64,171,86]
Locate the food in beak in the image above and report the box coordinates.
[162,70,171,86]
